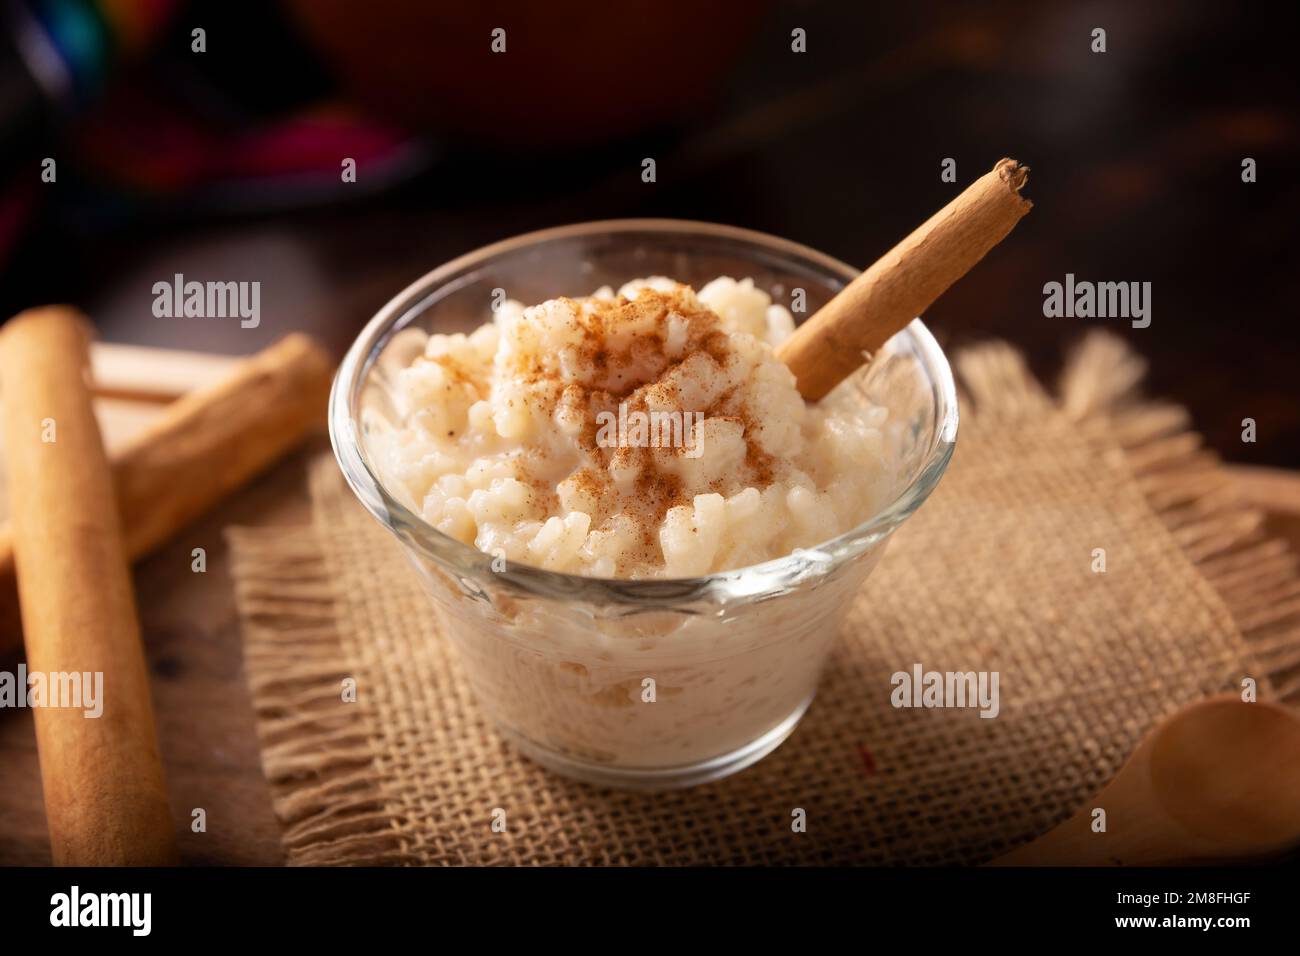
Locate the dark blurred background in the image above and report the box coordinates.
[2,0,1297,464]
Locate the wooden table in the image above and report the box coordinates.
[1,1,1295,866]
[1,452,1297,865]
[0,442,322,866]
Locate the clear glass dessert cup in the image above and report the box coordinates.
[329,220,958,790]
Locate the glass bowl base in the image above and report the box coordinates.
[492,694,815,791]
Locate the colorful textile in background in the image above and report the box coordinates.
[16,0,174,106]
[0,0,425,264]
[72,94,424,211]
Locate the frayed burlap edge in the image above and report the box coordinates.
[226,528,420,865]
[955,332,1298,703]
[227,331,1300,865]
[1060,333,1300,702]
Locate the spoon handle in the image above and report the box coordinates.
[992,697,1300,866]
[991,804,1195,866]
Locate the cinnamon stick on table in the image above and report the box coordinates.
[0,308,178,865]
[0,332,334,659]
[777,158,1032,400]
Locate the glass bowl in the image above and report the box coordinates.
[329,219,958,789]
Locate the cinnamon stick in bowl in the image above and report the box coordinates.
[777,158,1032,400]
[0,308,178,865]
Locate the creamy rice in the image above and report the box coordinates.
[375,277,895,577]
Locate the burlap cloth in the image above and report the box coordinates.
[227,333,1300,865]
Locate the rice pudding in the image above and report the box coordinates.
[376,277,896,578]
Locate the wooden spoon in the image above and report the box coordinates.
[992,695,1300,865]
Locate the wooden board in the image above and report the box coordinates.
[0,354,1296,863]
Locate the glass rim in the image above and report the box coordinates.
[328,218,959,604]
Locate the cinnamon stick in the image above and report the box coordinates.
[89,342,239,403]
[777,158,1032,400]
[0,307,178,865]
[0,332,334,658]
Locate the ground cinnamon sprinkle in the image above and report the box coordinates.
[380,278,894,578]
[569,467,606,500]
[511,290,779,521]
[495,289,775,564]
[633,463,685,520]
[418,352,483,395]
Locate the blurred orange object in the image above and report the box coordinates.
[283,0,764,147]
